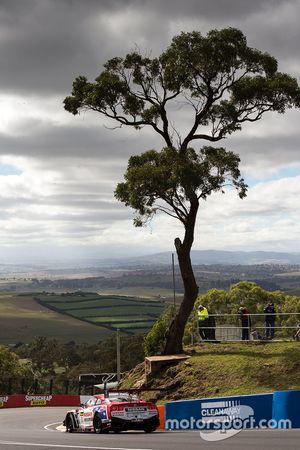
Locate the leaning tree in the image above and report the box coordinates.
[64,28,300,354]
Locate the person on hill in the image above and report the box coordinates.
[294,322,300,341]
[198,305,209,341]
[264,301,276,339]
[251,329,263,340]
[238,306,251,341]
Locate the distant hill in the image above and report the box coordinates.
[102,250,300,267]
[1,250,300,277]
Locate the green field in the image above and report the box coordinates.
[0,293,112,345]
[35,292,166,335]
[0,292,166,344]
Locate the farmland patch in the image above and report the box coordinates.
[35,292,166,335]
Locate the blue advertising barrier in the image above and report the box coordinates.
[165,398,201,429]
[165,393,273,430]
[272,390,300,428]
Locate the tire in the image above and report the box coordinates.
[144,425,156,433]
[93,414,103,434]
[65,414,75,433]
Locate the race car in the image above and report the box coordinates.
[63,393,160,433]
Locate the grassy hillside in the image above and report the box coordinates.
[120,342,300,402]
[35,292,166,335]
[0,293,112,344]
[0,291,167,344]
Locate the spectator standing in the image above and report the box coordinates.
[238,306,251,341]
[263,302,276,339]
[198,305,209,340]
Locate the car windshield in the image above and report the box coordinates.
[85,398,96,406]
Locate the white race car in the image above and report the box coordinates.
[63,393,160,433]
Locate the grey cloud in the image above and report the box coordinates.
[0,123,143,159]
[147,0,283,20]
[230,134,300,172]
[1,0,300,260]
[0,194,126,214]
[0,0,170,95]
[2,114,300,179]
[0,0,119,94]
[229,204,291,218]
[0,0,296,96]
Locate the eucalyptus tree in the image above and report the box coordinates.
[64,28,300,354]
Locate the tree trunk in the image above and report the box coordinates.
[162,196,199,355]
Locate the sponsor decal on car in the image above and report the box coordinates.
[110,404,156,421]
[95,407,107,419]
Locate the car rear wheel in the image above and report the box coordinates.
[65,414,75,433]
[93,414,103,434]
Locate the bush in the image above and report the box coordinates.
[144,306,174,356]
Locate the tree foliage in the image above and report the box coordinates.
[27,337,62,373]
[64,28,300,150]
[0,345,33,380]
[14,335,145,377]
[192,281,300,338]
[195,281,286,315]
[144,306,174,356]
[115,145,247,226]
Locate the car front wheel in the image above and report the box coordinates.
[93,414,103,434]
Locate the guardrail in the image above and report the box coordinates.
[193,312,300,342]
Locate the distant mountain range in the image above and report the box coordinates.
[1,250,300,276]
[99,250,300,267]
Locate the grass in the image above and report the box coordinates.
[0,291,167,344]
[36,292,166,335]
[0,293,112,344]
[94,287,177,298]
[87,315,153,322]
[120,341,300,403]
[108,321,155,329]
[65,306,163,318]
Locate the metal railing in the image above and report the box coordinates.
[194,312,300,342]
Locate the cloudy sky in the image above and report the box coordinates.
[1,0,300,264]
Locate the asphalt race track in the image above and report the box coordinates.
[0,407,300,450]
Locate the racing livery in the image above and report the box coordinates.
[63,393,160,433]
